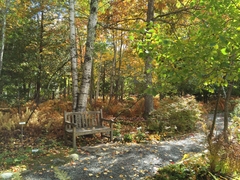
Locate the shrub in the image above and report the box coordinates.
[207,134,240,176]
[204,100,240,178]
[230,101,240,143]
[231,99,240,117]
[135,127,146,143]
[147,96,203,134]
[113,122,121,137]
[123,133,133,142]
[153,164,196,180]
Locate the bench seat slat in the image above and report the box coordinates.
[66,126,111,134]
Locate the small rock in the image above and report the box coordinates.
[53,158,66,165]
[69,153,79,161]
[1,172,13,179]
[113,137,123,143]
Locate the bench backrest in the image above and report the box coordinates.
[64,110,103,130]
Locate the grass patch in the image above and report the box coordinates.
[0,138,72,174]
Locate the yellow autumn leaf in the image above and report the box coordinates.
[182,153,190,160]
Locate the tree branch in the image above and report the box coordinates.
[154,6,201,21]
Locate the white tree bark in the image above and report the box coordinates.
[77,0,98,111]
[0,0,9,76]
[69,0,79,111]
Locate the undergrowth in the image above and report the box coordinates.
[147,96,203,134]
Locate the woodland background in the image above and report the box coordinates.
[0,0,240,179]
[0,0,239,113]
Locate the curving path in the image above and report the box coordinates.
[20,114,229,180]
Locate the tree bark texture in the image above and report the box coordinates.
[69,0,79,111]
[35,10,44,104]
[223,82,233,142]
[0,0,9,76]
[143,0,154,119]
[77,0,98,111]
[109,33,117,103]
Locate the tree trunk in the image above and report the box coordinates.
[89,60,95,107]
[0,0,9,76]
[95,54,102,102]
[77,0,98,111]
[69,0,79,111]
[35,10,44,105]
[143,0,154,119]
[115,31,123,101]
[208,86,221,140]
[223,82,233,142]
[109,32,117,103]
[102,61,106,102]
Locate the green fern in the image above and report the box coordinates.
[54,167,71,180]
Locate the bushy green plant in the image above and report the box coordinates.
[230,116,240,142]
[230,101,240,142]
[135,127,146,143]
[231,100,240,117]
[123,133,133,142]
[154,164,195,180]
[205,100,240,177]
[150,148,240,180]
[12,173,22,180]
[113,122,121,137]
[148,96,203,134]
[207,134,240,178]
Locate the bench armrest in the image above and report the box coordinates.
[65,121,77,127]
[101,118,115,123]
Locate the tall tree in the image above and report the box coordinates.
[0,0,9,76]
[35,9,44,104]
[77,0,98,111]
[143,0,154,119]
[69,0,79,111]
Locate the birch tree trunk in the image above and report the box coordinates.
[115,31,123,101]
[109,32,117,103]
[77,0,98,111]
[95,53,102,101]
[69,0,79,111]
[143,0,154,119]
[0,0,9,76]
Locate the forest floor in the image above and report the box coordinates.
[0,99,233,179]
[20,114,227,180]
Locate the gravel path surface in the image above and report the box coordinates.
[21,114,228,180]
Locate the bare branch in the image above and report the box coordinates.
[154,6,202,21]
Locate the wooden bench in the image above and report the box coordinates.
[64,109,114,148]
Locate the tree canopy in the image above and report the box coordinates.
[0,0,239,110]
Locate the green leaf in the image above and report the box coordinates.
[163,39,170,45]
[220,48,228,55]
[219,35,228,44]
[209,42,217,47]
[129,35,134,41]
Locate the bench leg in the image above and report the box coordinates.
[73,127,76,149]
[110,124,113,141]
[64,131,67,144]
[110,131,113,141]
